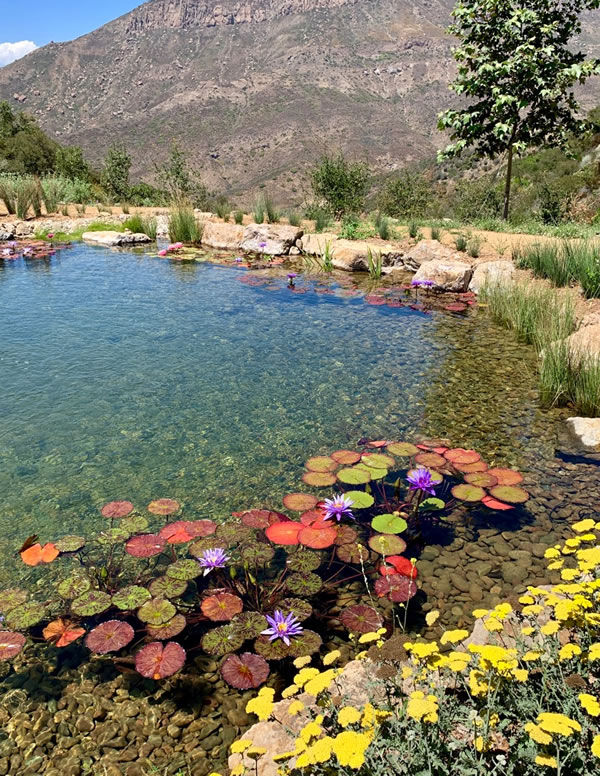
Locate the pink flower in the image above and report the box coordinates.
[158,249,168,257]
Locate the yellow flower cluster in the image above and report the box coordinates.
[406,691,438,723]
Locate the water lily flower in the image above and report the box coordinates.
[235,257,243,263]
[411,279,424,288]
[407,468,437,496]
[198,548,229,576]
[261,610,303,646]
[258,241,267,252]
[323,495,355,522]
[421,279,434,288]
[287,272,297,287]
[158,249,168,257]
[47,233,54,239]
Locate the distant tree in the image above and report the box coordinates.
[378,170,432,218]
[102,144,131,201]
[310,152,370,218]
[154,143,209,208]
[55,146,90,181]
[438,0,600,219]
[0,100,57,175]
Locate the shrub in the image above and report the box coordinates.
[122,203,131,215]
[455,233,468,252]
[314,208,332,233]
[310,153,370,218]
[214,196,230,221]
[0,173,16,214]
[378,170,432,219]
[40,176,70,214]
[287,210,301,227]
[234,210,244,225]
[408,221,419,239]
[54,145,90,181]
[453,178,503,222]
[168,202,203,243]
[467,236,482,258]
[102,144,131,202]
[263,192,279,224]
[13,177,38,219]
[154,143,208,209]
[377,215,391,241]
[430,225,443,242]
[254,199,265,224]
[515,240,600,298]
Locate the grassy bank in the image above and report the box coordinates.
[514,241,600,298]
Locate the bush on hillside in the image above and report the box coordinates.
[310,153,370,218]
[378,170,432,219]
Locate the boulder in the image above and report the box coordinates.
[402,240,466,271]
[81,231,152,246]
[412,259,473,292]
[469,261,514,293]
[155,214,169,238]
[299,232,338,255]
[562,323,600,366]
[329,239,404,272]
[201,221,245,250]
[0,230,13,241]
[565,417,600,451]
[241,223,303,255]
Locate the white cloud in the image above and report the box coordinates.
[0,41,38,67]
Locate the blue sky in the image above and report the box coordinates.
[1,1,139,65]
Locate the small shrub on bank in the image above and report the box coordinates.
[287,210,301,227]
[467,235,482,258]
[455,233,468,252]
[168,203,203,243]
[408,221,419,239]
[430,225,443,242]
[378,170,432,219]
[214,196,231,221]
[254,199,265,224]
[515,241,600,298]
[123,214,157,240]
[234,210,244,225]
[310,153,370,218]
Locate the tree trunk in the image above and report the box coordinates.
[503,141,514,221]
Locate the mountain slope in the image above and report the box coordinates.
[1,0,599,202]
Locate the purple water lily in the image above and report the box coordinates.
[198,547,229,576]
[411,279,424,288]
[407,467,437,497]
[235,256,243,263]
[421,279,434,288]
[261,610,303,646]
[258,241,267,252]
[323,495,355,522]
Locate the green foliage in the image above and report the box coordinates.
[378,170,432,218]
[128,182,165,207]
[408,222,419,239]
[453,178,503,222]
[455,233,468,252]
[123,214,158,240]
[154,143,208,209]
[168,203,203,243]
[40,176,70,214]
[515,241,600,298]
[339,215,374,241]
[430,226,442,242]
[102,144,131,202]
[0,101,57,175]
[366,247,383,280]
[214,195,230,221]
[234,210,244,225]
[54,146,90,181]
[466,236,482,258]
[310,152,370,218]
[376,215,391,241]
[287,210,301,227]
[254,198,265,224]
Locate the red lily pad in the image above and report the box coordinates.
[159,522,195,544]
[201,593,243,622]
[387,442,419,457]
[464,472,498,488]
[305,456,337,473]
[221,652,270,689]
[444,448,479,464]
[335,525,358,545]
[239,510,288,529]
[125,534,166,558]
[298,525,338,549]
[302,471,337,487]
[414,453,446,468]
[20,543,59,566]
[374,574,418,602]
[42,619,85,648]
[486,468,524,486]
[336,542,368,564]
[265,521,303,545]
[481,495,514,511]
[187,520,217,537]
[300,509,327,527]
[146,614,187,640]
[451,484,486,502]
[454,461,489,473]
[489,485,529,504]
[340,605,383,634]
[366,440,388,448]
[85,620,135,653]
[385,555,418,579]
[368,534,407,555]
[135,641,186,680]
[147,498,180,516]
[331,450,361,465]
[101,501,134,518]
[0,631,26,660]
[283,493,319,512]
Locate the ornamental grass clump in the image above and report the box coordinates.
[232,519,600,776]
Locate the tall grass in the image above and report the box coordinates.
[234,210,244,225]
[123,214,157,240]
[0,173,92,215]
[516,240,600,298]
[287,210,301,227]
[168,203,203,243]
[367,247,383,279]
[253,199,265,224]
[40,176,69,214]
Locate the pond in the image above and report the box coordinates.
[0,243,598,775]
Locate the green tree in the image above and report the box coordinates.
[154,143,209,208]
[55,146,90,181]
[438,0,600,219]
[0,101,57,175]
[378,170,432,218]
[310,152,370,218]
[102,144,131,201]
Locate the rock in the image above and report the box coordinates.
[299,232,338,255]
[75,716,94,733]
[557,323,600,366]
[565,417,600,451]
[289,246,300,255]
[469,260,515,293]
[81,231,152,247]
[240,223,303,255]
[412,259,473,292]
[330,239,403,272]
[401,240,466,271]
[0,230,14,241]
[201,221,245,250]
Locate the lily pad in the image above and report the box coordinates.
[188,519,217,537]
[283,493,319,512]
[43,619,83,648]
[374,573,418,602]
[239,510,287,529]
[71,591,112,617]
[298,525,337,549]
[265,521,302,545]
[222,652,270,689]
[166,559,201,580]
[86,620,135,653]
[254,634,293,660]
[286,572,323,596]
[159,521,195,544]
[112,585,152,611]
[464,472,499,488]
[137,598,177,626]
[189,537,224,555]
[135,641,186,679]
[300,510,328,527]
[146,614,187,640]
[385,555,418,579]
[486,468,524,486]
[340,605,383,634]
[101,501,134,518]
[331,450,361,465]
[147,498,180,516]
[420,497,446,511]
[343,490,374,509]
[119,515,149,534]
[371,514,407,535]
[336,542,368,564]
[305,456,337,473]
[454,461,489,474]
[302,471,337,487]
[286,549,322,572]
[7,604,45,633]
[451,484,486,502]
[55,535,85,553]
[278,597,313,622]
[0,589,28,612]
[57,576,92,600]
[201,625,244,656]
[414,452,446,468]
[337,467,371,485]
[362,453,395,469]
[125,534,166,558]
[368,534,407,555]
[230,612,268,640]
[481,495,514,511]
[241,543,276,565]
[335,525,358,545]
[387,442,419,457]
[201,593,243,622]
[489,485,529,504]
[97,526,131,546]
[0,631,26,660]
[444,449,481,465]
[149,576,188,599]
[288,629,323,657]
[354,462,387,480]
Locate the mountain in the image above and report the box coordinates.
[1,0,600,203]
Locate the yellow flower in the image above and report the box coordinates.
[230,740,253,754]
[592,735,600,758]
[293,655,311,669]
[559,643,581,661]
[547,560,564,570]
[541,621,560,636]
[360,702,391,729]
[294,667,320,687]
[440,629,469,645]
[572,518,596,533]
[425,610,440,626]
[512,668,529,682]
[565,537,581,548]
[299,719,323,744]
[230,766,245,776]
[560,568,579,581]
[475,735,491,752]
[522,604,544,616]
[406,691,438,723]
[483,618,503,632]
[401,665,413,679]
[331,731,372,769]
[525,722,552,746]
[304,668,339,697]
[521,626,534,636]
[404,641,439,659]
[535,754,558,768]
[338,706,362,728]
[281,684,300,698]
[208,772,223,776]
[288,701,305,716]
[246,747,267,759]
[323,650,341,665]
[472,608,489,618]
[588,643,600,661]
[355,650,368,660]
[469,670,489,697]
[544,548,561,559]
[468,644,518,672]
[537,712,581,737]
[445,651,471,672]
[579,693,600,716]
[272,752,298,762]
[295,736,334,767]
[523,650,544,662]
[358,632,380,644]
[519,594,535,604]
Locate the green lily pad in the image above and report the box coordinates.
[119,515,149,534]
[355,462,387,480]
[5,603,46,630]
[286,549,322,572]
[387,442,419,457]
[189,537,224,555]
[302,471,337,487]
[288,629,323,658]
[420,497,446,511]
[97,526,131,546]
[54,535,85,553]
[201,625,244,656]
[336,542,368,564]
[278,597,313,622]
[71,591,112,617]
[368,534,407,555]
[451,484,486,502]
[166,559,201,581]
[216,523,255,545]
[0,589,29,612]
[57,576,92,600]
[371,514,407,535]
[230,612,268,640]
[344,491,374,509]
[254,634,293,660]
[149,576,188,599]
[305,456,337,473]
[137,598,177,625]
[337,467,371,485]
[362,453,395,469]
[241,543,276,565]
[286,572,323,596]
[112,585,152,611]
[489,485,530,504]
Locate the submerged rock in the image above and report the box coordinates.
[413,258,473,292]
[565,417,600,451]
